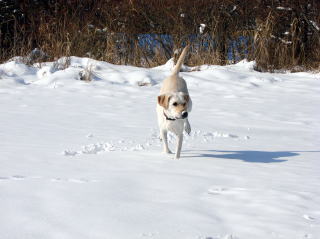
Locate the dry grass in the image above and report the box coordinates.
[0,0,319,72]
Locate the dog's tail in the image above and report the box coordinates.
[171,44,190,76]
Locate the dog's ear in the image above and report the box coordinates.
[184,94,190,103]
[158,94,170,109]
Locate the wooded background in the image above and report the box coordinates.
[1,0,319,71]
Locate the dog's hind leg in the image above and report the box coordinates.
[184,119,191,135]
[174,133,183,159]
[160,129,172,154]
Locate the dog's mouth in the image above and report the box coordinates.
[163,112,176,121]
[173,115,188,120]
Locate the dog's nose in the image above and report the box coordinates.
[181,111,188,119]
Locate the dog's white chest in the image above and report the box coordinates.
[162,118,184,135]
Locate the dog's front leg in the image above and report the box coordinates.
[160,129,172,154]
[174,133,183,159]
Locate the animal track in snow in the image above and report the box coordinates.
[207,187,247,196]
[63,130,161,157]
[63,128,249,157]
[0,176,10,180]
[68,178,90,183]
[11,175,26,180]
[207,187,228,195]
[303,214,316,221]
[304,233,313,238]
[197,234,237,239]
[140,232,156,237]
[51,178,99,184]
[63,142,116,156]
[0,175,99,184]
[183,130,250,144]
[0,175,30,182]
[165,129,248,146]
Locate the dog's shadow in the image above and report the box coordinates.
[183,150,307,163]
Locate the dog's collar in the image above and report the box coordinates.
[163,112,176,121]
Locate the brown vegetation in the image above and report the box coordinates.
[0,0,319,71]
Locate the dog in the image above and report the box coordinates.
[156,44,192,159]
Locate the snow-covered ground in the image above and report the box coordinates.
[0,57,319,239]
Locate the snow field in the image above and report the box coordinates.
[0,57,319,239]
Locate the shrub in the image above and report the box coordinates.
[0,0,319,71]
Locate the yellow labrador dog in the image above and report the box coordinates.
[157,44,192,159]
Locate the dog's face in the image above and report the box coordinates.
[158,92,189,119]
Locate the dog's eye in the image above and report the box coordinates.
[173,102,178,106]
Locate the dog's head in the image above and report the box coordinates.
[158,92,190,119]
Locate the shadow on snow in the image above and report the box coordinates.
[183,150,310,163]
